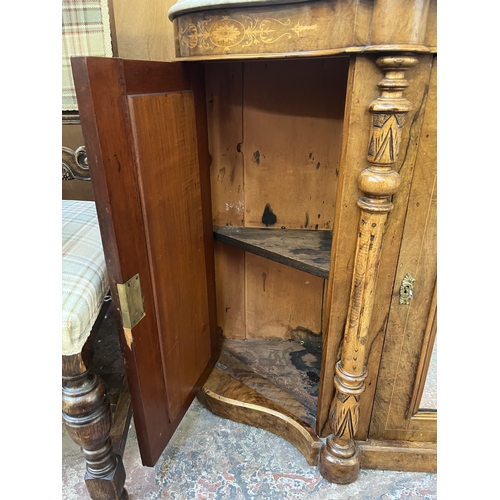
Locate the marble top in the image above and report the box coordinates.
[168,0,311,20]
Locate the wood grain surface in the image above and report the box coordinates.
[222,337,322,418]
[128,91,212,424]
[110,0,177,61]
[241,58,347,230]
[217,348,316,428]
[214,226,332,279]
[206,58,346,340]
[359,439,436,472]
[173,0,435,59]
[317,53,434,440]
[245,254,324,340]
[368,56,437,443]
[73,57,218,466]
[199,366,321,466]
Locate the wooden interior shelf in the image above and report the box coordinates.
[213,226,332,279]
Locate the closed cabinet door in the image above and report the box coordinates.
[72,56,219,466]
[367,57,437,443]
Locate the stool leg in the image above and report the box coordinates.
[62,354,128,500]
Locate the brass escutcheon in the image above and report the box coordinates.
[399,273,415,305]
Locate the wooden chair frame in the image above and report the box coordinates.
[62,144,132,500]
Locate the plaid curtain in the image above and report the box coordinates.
[62,0,113,111]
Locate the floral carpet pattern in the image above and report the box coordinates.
[63,397,437,500]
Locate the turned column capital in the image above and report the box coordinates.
[355,54,418,214]
[373,55,419,101]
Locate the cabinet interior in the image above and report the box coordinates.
[205,57,350,422]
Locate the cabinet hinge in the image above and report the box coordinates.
[116,273,146,329]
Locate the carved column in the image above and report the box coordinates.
[62,350,128,500]
[319,54,418,484]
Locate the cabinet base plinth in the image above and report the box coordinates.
[319,445,360,484]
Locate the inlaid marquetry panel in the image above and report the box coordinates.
[180,15,319,53]
[172,0,435,59]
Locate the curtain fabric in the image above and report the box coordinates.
[62,0,113,111]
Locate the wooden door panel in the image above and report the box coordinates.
[72,56,218,466]
[316,54,434,438]
[368,56,437,443]
[128,91,212,423]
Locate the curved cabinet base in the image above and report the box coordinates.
[199,367,438,482]
[199,367,321,466]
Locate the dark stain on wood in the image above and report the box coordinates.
[221,337,320,417]
[289,332,322,397]
[214,348,316,428]
[305,212,309,228]
[290,326,322,343]
[253,150,261,164]
[218,167,226,182]
[316,162,321,169]
[114,154,121,173]
[309,152,313,160]
[262,203,277,226]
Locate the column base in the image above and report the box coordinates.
[319,444,361,485]
[85,455,128,500]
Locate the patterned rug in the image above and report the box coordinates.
[63,398,437,500]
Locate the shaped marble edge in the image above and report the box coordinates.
[168,0,313,20]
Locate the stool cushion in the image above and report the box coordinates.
[62,200,109,356]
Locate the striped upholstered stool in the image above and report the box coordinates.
[62,199,129,500]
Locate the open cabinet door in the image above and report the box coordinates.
[71,56,219,466]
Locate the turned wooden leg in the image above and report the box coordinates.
[62,349,128,500]
[319,54,418,484]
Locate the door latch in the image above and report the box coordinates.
[399,274,415,305]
